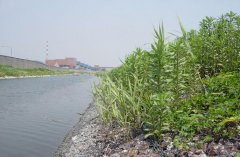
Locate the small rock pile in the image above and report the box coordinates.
[102,135,159,157]
[99,127,240,157]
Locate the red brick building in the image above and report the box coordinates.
[46,58,77,69]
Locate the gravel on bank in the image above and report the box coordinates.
[54,102,104,157]
[53,102,160,157]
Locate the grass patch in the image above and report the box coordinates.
[0,65,73,77]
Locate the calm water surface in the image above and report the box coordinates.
[0,75,98,157]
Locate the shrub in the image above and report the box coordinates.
[174,72,240,141]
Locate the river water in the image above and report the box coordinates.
[0,75,98,157]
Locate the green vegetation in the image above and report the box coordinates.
[94,12,240,149]
[0,65,72,77]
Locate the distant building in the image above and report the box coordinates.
[46,58,77,69]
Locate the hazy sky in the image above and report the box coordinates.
[0,0,239,67]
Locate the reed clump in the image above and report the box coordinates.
[94,12,240,148]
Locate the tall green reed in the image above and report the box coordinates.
[94,12,240,144]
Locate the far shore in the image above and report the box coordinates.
[0,73,83,80]
[0,75,59,80]
[0,72,99,80]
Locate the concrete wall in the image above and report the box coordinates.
[0,55,63,70]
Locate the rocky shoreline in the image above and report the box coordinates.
[54,102,104,157]
[54,103,240,157]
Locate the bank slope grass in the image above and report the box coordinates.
[0,65,72,77]
[94,12,240,149]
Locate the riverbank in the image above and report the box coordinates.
[54,101,163,156]
[0,65,72,78]
[0,75,56,80]
[54,102,104,157]
[0,74,76,80]
[55,102,240,157]
[54,102,160,157]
